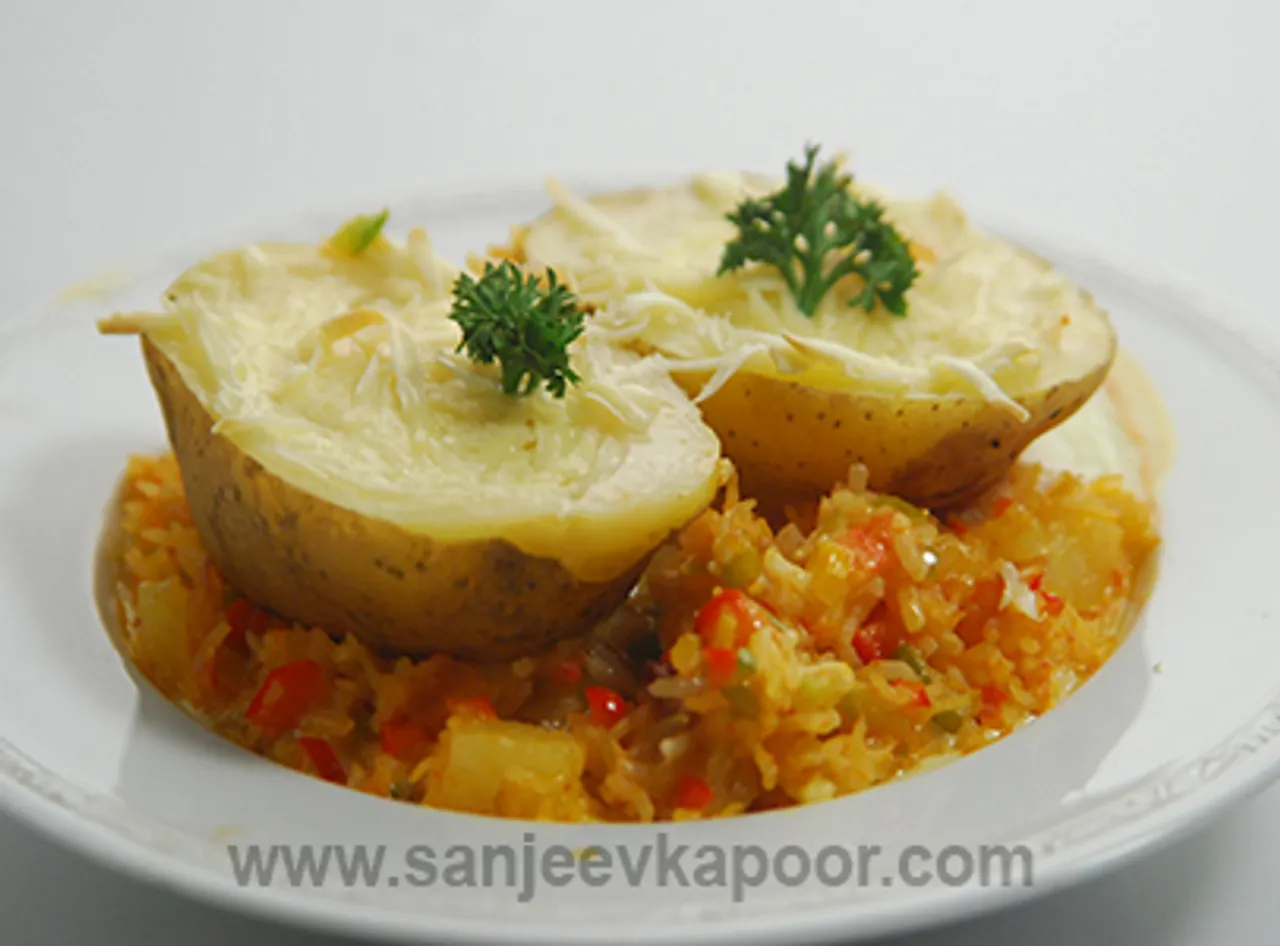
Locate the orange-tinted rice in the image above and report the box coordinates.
[110,453,1158,822]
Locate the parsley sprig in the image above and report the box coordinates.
[450,261,586,398]
[718,145,918,317]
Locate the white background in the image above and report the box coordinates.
[2,0,1278,942]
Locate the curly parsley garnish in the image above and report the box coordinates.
[717,145,918,317]
[450,261,586,398]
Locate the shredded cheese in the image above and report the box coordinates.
[522,175,1115,412]
[544,179,656,259]
[102,231,722,582]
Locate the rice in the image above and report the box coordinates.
[111,453,1158,822]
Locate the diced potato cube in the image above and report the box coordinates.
[427,720,585,815]
[131,577,191,692]
[1044,519,1125,611]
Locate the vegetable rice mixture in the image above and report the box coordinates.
[113,453,1157,822]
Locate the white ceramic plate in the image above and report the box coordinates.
[2,185,1279,946]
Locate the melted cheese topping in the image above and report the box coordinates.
[522,173,1115,410]
[119,229,723,582]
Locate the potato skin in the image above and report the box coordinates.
[142,338,646,660]
[687,357,1113,509]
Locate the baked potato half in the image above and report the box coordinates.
[518,172,1117,506]
[101,224,723,659]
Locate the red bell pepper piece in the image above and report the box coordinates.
[225,597,272,644]
[672,775,714,811]
[853,618,905,664]
[893,679,932,708]
[1041,590,1065,616]
[445,695,497,721]
[703,647,738,689]
[584,685,629,728]
[981,685,1008,710]
[694,589,753,648]
[298,736,346,784]
[842,524,889,572]
[380,715,432,760]
[245,660,326,738]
